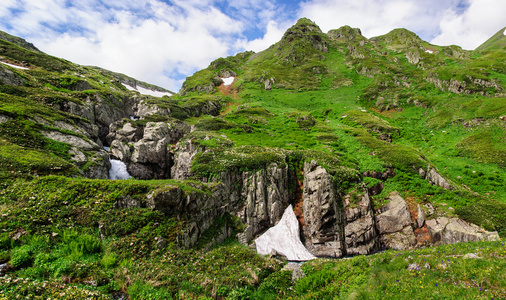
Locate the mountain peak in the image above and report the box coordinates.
[278,17,328,54]
[327,25,365,42]
[281,18,324,41]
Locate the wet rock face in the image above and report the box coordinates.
[302,160,344,258]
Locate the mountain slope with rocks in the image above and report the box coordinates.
[0,19,505,299]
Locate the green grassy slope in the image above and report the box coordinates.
[476,27,506,51]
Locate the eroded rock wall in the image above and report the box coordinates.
[302,160,345,258]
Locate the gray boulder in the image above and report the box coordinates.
[419,165,451,190]
[0,64,25,86]
[426,217,500,245]
[380,225,417,250]
[375,191,412,234]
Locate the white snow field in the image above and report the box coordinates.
[255,205,316,261]
[0,61,30,70]
[122,83,173,97]
[221,77,235,86]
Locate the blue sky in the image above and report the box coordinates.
[0,0,505,91]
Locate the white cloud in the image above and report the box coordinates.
[431,0,506,49]
[0,0,245,91]
[237,20,290,52]
[299,0,506,50]
[298,0,456,39]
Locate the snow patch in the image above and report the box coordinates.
[0,61,29,70]
[221,77,235,86]
[255,205,316,261]
[503,28,506,35]
[109,159,132,180]
[103,146,110,152]
[425,49,434,54]
[121,83,173,97]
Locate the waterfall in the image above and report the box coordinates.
[104,146,132,180]
[109,159,132,180]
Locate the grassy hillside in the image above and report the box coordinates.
[0,18,505,299]
[476,27,506,51]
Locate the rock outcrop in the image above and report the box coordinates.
[344,192,378,255]
[419,165,451,190]
[426,217,500,245]
[109,120,190,179]
[302,160,344,258]
[375,191,417,250]
[171,138,205,180]
[0,64,26,86]
[146,183,226,248]
[219,163,291,242]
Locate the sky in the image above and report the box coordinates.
[0,0,505,92]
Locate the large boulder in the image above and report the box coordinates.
[426,217,500,245]
[380,226,417,250]
[374,191,417,250]
[375,191,412,234]
[302,160,344,258]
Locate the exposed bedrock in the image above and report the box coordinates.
[426,217,500,245]
[302,160,345,258]
[344,192,378,256]
[108,120,190,179]
[150,143,499,255]
[216,163,291,242]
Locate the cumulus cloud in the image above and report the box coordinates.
[298,0,458,39]
[431,0,506,49]
[299,0,506,49]
[0,0,245,91]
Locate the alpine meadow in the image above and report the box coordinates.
[0,18,505,299]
